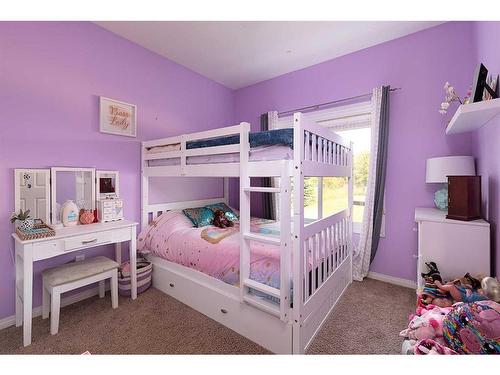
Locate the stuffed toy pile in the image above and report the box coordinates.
[442,300,500,354]
[402,300,500,354]
[401,261,500,355]
[400,305,452,353]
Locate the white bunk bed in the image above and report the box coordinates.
[141,112,353,354]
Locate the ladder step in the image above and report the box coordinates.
[243,294,280,317]
[243,232,281,245]
[243,186,280,193]
[243,278,281,299]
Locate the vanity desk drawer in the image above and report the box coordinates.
[32,230,114,260]
[112,227,132,242]
[33,240,64,261]
[64,231,112,251]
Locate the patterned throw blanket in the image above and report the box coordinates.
[201,218,280,244]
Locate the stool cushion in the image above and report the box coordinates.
[42,256,119,287]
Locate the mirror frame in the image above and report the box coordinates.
[14,168,51,224]
[50,167,96,225]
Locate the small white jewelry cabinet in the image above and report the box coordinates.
[96,170,123,223]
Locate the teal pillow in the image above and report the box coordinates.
[182,207,215,227]
[205,202,239,222]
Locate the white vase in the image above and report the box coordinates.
[61,200,79,227]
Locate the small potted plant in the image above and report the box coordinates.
[10,209,34,231]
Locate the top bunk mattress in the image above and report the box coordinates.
[186,128,293,150]
[145,128,295,166]
[146,128,294,155]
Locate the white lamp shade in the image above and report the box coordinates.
[426,156,475,183]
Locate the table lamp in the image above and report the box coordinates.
[426,156,475,210]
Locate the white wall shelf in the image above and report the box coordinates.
[446,98,500,134]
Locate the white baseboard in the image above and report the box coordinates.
[367,271,417,289]
[0,286,105,331]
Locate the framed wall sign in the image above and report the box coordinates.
[99,96,137,137]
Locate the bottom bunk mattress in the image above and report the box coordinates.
[137,209,282,290]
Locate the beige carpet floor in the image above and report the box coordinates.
[0,278,415,354]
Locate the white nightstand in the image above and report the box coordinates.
[414,207,490,290]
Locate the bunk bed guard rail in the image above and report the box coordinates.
[292,112,353,353]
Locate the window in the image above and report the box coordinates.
[334,127,370,234]
[275,101,384,236]
[303,127,371,234]
[304,176,348,222]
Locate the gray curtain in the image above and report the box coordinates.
[260,113,276,220]
[370,86,390,262]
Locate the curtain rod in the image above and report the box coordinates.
[278,87,401,116]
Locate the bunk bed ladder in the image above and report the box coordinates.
[239,134,291,322]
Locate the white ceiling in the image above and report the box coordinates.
[95,21,443,90]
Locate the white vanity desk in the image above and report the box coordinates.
[13,220,138,346]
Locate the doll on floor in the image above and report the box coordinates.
[420,262,487,306]
[434,277,487,304]
[420,287,454,308]
[420,262,454,307]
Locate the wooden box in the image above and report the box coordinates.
[446,175,481,221]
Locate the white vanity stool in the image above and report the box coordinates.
[42,256,119,335]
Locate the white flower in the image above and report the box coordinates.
[444,82,450,90]
[439,109,447,115]
[441,102,450,110]
[447,86,455,95]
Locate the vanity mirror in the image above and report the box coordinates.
[14,169,51,224]
[50,167,95,226]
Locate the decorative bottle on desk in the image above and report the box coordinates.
[61,200,79,227]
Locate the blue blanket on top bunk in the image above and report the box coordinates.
[186,128,294,150]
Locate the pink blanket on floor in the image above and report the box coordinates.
[137,210,282,288]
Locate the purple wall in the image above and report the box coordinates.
[0,22,234,320]
[472,22,500,277]
[149,177,224,204]
[232,22,476,282]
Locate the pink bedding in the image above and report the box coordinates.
[137,210,282,289]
